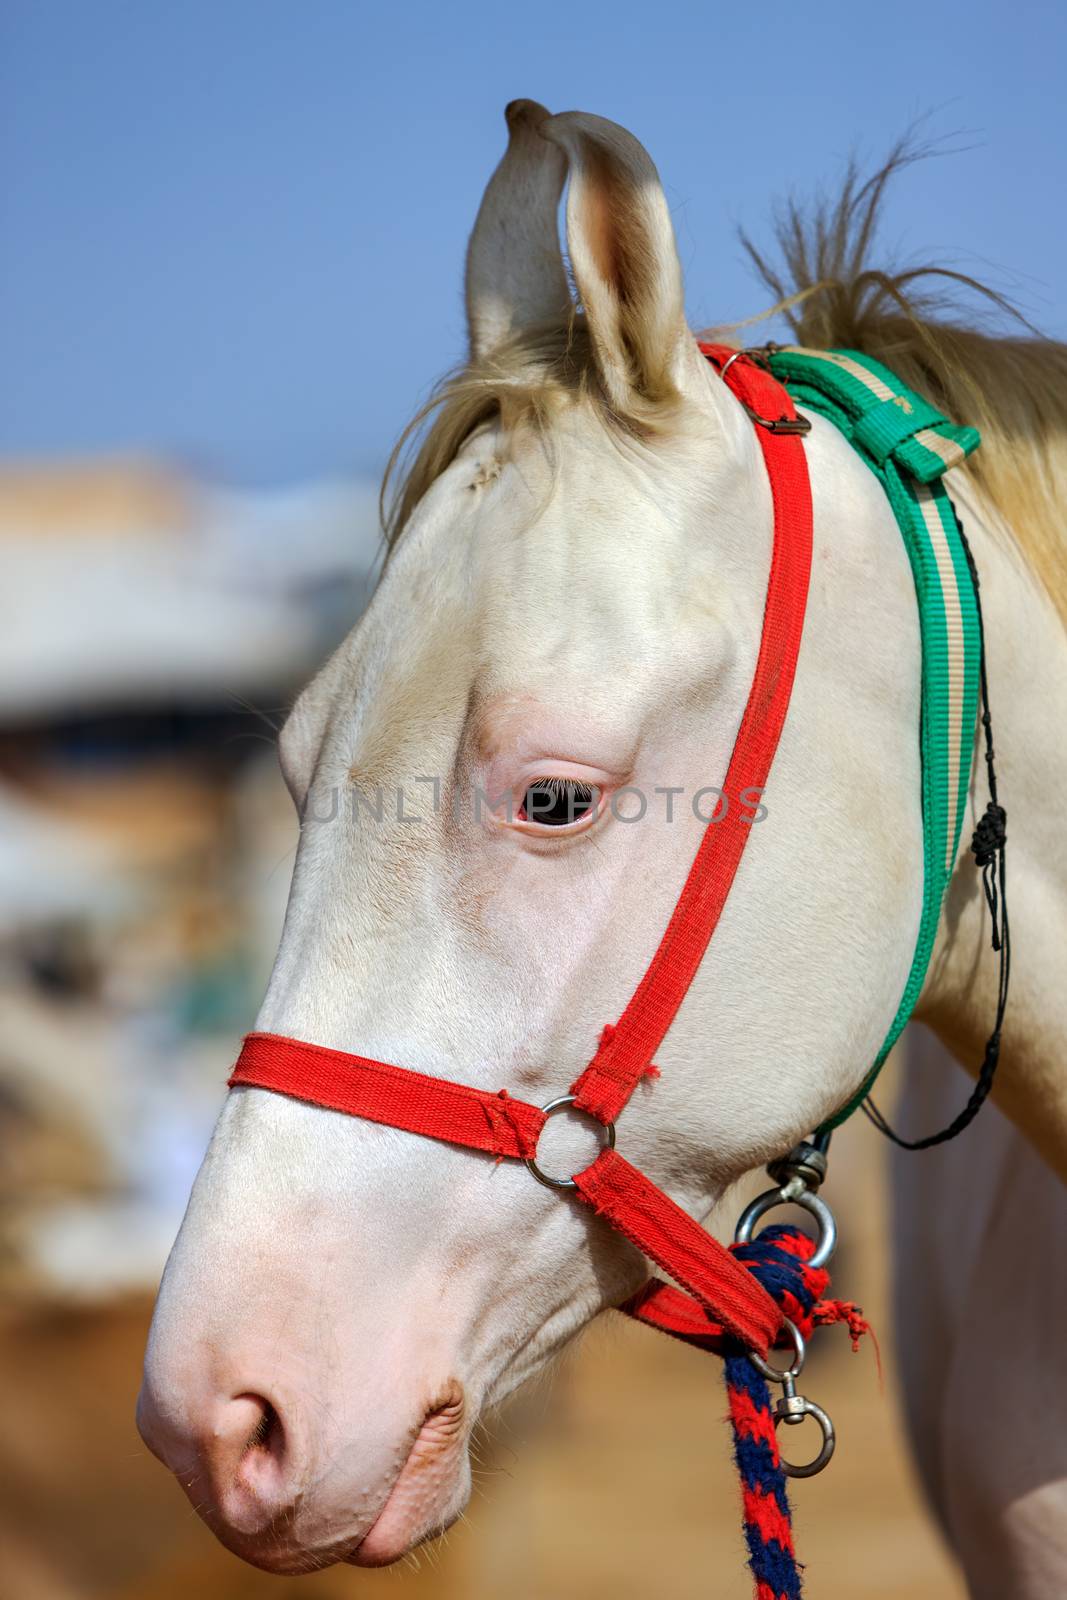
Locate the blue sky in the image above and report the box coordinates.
[3,0,1064,482]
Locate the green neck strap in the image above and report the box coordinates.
[766,346,983,1128]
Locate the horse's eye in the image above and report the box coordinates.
[519,779,597,827]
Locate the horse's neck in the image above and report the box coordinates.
[917,470,1067,1182]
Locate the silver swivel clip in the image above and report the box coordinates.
[747,1318,837,1478]
[734,1134,839,1477]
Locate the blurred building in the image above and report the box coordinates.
[0,459,380,1299]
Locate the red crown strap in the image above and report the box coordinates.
[570,348,812,1124]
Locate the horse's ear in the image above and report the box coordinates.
[465,100,572,360]
[542,111,704,411]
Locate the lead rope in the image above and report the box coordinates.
[726,1144,872,1600]
[725,1232,816,1600]
[862,500,1011,1148]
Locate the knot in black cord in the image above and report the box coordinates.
[971,800,1006,867]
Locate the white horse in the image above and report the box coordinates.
[137,103,1067,1594]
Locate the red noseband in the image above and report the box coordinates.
[229,348,814,1360]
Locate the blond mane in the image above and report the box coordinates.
[742,139,1067,627]
[385,141,1067,627]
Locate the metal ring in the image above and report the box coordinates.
[734,1184,837,1270]
[774,1396,836,1478]
[747,1316,806,1383]
[525,1096,616,1191]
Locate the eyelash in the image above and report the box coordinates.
[516,777,600,829]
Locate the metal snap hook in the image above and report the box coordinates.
[773,1394,836,1478]
[525,1095,616,1190]
[747,1319,836,1478]
[734,1183,838,1270]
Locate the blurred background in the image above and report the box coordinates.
[2,2,1063,1595]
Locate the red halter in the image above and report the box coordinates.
[230,348,813,1360]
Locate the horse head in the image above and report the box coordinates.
[137,102,923,1572]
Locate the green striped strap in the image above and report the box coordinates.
[766,346,982,1126]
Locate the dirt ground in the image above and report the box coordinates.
[0,1141,965,1600]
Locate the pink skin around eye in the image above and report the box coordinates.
[472,697,630,836]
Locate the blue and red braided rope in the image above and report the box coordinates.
[724,1226,869,1600]
[726,1349,801,1600]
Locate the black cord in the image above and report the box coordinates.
[862,499,1011,1150]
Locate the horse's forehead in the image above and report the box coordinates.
[305,413,725,758]
[471,426,715,642]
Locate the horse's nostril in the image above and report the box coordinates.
[138,1380,299,1535]
[225,1393,295,1509]
[242,1395,281,1454]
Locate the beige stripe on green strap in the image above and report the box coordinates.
[783,347,896,402]
[915,428,966,471]
[915,483,969,873]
